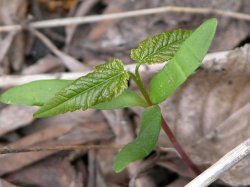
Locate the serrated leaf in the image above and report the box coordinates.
[131,29,192,65]
[0,80,72,106]
[149,19,218,104]
[0,79,145,110]
[113,105,162,172]
[34,59,129,118]
[94,89,147,109]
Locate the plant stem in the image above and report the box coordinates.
[128,70,152,106]
[161,115,201,175]
[130,65,200,175]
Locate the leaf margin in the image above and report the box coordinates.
[34,59,130,118]
[113,105,162,172]
[131,29,192,65]
[149,18,218,104]
[0,79,72,106]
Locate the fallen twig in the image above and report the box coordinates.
[29,28,89,72]
[0,31,17,63]
[0,51,229,88]
[0,144,123,154]
[185,138,250,187]
[0,6,250,32]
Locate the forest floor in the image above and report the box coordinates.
[0,0,250,187]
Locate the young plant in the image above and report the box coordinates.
[0,19,217,174]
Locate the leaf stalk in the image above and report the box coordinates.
[130,65,201,176]
[161,115,201,175]
[128,68,152,106]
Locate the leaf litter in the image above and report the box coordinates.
[158,44,250,186]
[0,0,250,186]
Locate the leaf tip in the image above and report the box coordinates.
[205,18,218,29]
[208,18,218,23]
[112,160,126,173]
[33,108,47,118]
[0,92,12,105]
[0,94,6,103]
[33,112,41,118]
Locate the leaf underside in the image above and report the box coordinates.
[0,80,72,106]
[113,105,162,173]
[149,19,218,104]
[34,59,130,117]
[131,29,192,65]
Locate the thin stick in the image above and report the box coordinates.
[185,138,250,187]
[0,6,250,32]
[0,31,17,63]
[161,116,201,175]
[0,144,123,154]
[29,28,88,72]
[0,51,229,88]
[65,0,99,45]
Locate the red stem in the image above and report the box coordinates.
[161,115,201,175]
[130,67,201,175]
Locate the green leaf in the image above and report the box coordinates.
[149,19,217,104]
[131,29,192,65]
[0,79,145,110]
[94,89,147,109]
[113,105,162,172]
[34,59,130,118]
[0,80,72,106]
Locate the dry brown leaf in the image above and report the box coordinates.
[81,0,249,62]
[157,45,250,186]
[101,110,155,187]
[0,120,112,176]
[0,106,35,136]
[22,55,62,75]
[38,0,77,11]
[0,178,18,187]
[5,154,83,187]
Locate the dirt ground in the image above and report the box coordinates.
[0,0,250,187]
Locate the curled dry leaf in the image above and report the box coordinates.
[158,45,250,186]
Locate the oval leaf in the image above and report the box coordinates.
[131,29,192,64]
[34,59,129,118]
[0,80,145,110]
[0,80,72,106]
[94,89,147,109]
[113,105,162,172]
[149,19,218,104]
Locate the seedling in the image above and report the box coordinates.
[0,19,217,174]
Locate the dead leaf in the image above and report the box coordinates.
[5,154,83,187]
[157,45,250,186]
[0,178,18,187]
[22,55,62,75]
[38,0,77,11]
[0,111,112,176]
[0,106,35,136]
